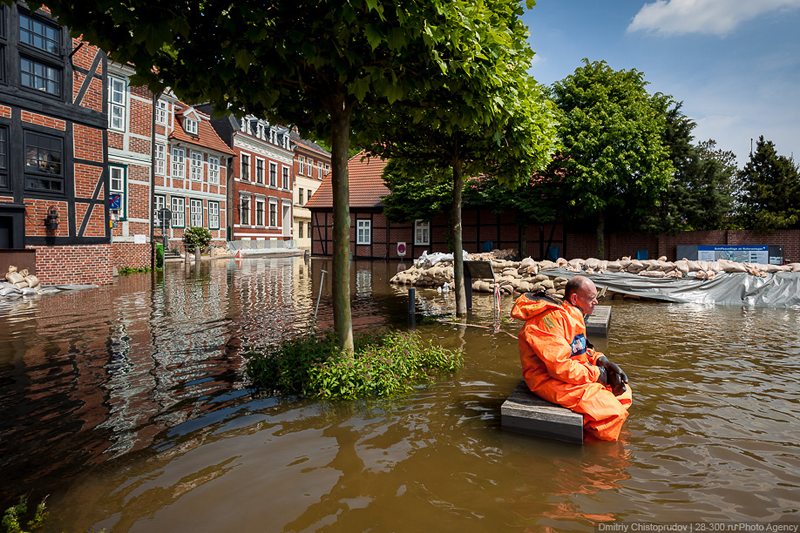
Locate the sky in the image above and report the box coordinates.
[522,0,800,167]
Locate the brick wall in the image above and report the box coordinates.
[112,242,152,270]
[30,244,114,285]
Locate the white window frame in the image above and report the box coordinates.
[255,197,265,226]
[357,219,371,245]
[155,143,166,175]
[269,161,277,187]
[282,166,289,189]
[156,100,168,125]
[208,201,220,230]
[171,146,185,178]
[298,156,305,176]
[208,156,220,184]
[414,219,430,246]
[190,151,203,181]
[153,194,166,225]
[108,75,126,131]
[109,164,127,221]
[184,117,198,135]
[317,161,323,178]
[240,194,251,225]
[171,196,185,228]
[241,153,250,181]
[190,198,203,227]
[268,198,278,227]
[298,187,304,205]
[255,157,265,184]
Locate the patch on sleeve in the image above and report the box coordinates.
[542,315,556,330]
[570,334,587,356]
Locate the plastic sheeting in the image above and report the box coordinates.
[543,269,800,309]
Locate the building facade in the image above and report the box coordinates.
[154,100,232,251]
[291,133,330,250]
[206,113,294,248]
[0,3,113,285]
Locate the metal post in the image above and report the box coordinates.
[465,270,473,311]
[313,269,327,324]
[408,287,416,329]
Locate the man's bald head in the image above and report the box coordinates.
[564,275,598,315]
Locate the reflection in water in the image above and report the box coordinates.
[1,260,799,531]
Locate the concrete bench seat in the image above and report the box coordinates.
[501,381,584,444]
[586,305,611,336]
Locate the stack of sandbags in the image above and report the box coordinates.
[4,266,40,292]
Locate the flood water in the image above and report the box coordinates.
[1,257,798,531]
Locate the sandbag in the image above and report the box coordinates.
[24,275,40,288]
[5,271,24,284]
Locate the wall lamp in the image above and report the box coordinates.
[44,206,59,231]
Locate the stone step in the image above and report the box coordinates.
[501,381,584,444]
[586,305,611,337]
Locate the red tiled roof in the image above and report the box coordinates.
[170,105,234,156]
[306,151,389,209]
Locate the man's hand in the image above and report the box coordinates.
[597,355,629,395]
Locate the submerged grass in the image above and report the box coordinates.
[244,331,462,400]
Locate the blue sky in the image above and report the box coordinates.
[522,0,800,167]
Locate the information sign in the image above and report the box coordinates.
[697,245,769,264]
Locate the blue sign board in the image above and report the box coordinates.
[697,245,768,264]
[108,193,122,210]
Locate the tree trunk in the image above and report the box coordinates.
[330,94,354,353]
[452,159,467,316]
[596,211,605,259]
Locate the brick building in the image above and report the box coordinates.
[0,3,113,285]
[206,113,294,248]
[154,101,232,251]
[291,132,330,250]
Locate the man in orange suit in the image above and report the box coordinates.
[511,275,632,441]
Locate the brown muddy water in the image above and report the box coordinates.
[1,257,798,532]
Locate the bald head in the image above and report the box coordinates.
[564,275,598,315]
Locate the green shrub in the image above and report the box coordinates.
[183,226,212,252]
[2,496,47,533]
[156,243,164,268]
[244,331,462,400]
[118,266,151,275]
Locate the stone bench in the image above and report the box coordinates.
[501,381,584,444]
[586,305,611,337]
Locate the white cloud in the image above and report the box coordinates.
[628,0,800,36]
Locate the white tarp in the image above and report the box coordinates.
[542,269,800,309]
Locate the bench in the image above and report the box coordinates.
[501,381,584,444]
[586,305,611,336]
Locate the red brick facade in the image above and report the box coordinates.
[31,244,113,285]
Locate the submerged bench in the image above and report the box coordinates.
[501,381,584,444]
[586,305,611,336]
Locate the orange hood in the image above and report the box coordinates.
[511,292,565,322]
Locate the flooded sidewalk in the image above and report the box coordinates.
[1,257,798,531]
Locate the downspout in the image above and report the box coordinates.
[150,90,161,271]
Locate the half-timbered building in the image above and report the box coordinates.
[291,132,330,250]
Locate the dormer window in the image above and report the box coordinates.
[184,117,198,135]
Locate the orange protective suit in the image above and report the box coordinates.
[511,292,632,441]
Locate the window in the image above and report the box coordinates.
[240,153,250,180]
[317,162,323,178]
[0,127,7,189]
[298,220,304,239]
[18,14,62,97]
[269,162,277,187]
[190,151,203,181]
[255,198,265,226]
[256,158,264,184]
[269,199,277,227]
[190,198,203,227]
[208,201,220,229]
[298,157,305,176]
[239,195,250,225]
[184,117,198,135]
[357,220,371,245]
[20,57,60,96]
[298,187,303,204]
[208,156,220,184]
[109,165,126,220]
[171,196,185,227]
[414,220,430,246]
[153,194,166,225]
[171,146,185,178]
[155,143,166,175]
[282,166,289,189]
[24,130,63,192]
[307,189,312,204]
[156,100,168,125]
[107,76,126,130]
[19,13,60,54]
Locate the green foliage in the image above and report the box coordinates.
[182,227,212,253]
[381,161,452,222]
[2,496,47,533]
[156,243,164,268]
[736,136,800,231]
[551,60,673,253]
[118,266,152,275]
[244,331,462,400]
[308,332,462,400]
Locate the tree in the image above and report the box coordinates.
[366,1,560,315]
[736,136,800,231]
[551,59,673,257]
[34,0,529,350]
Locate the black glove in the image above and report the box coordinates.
[596,366,608,385]
[607,369,627,396]
[596,356,628,394]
